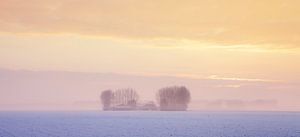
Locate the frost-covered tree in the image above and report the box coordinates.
[156,86,191,111]
[112,88,139,107]
[100,88,139,110]
[100,90,113,110]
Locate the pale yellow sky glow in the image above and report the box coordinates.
[0,0,299,111]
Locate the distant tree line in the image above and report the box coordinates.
[100,86,191,111]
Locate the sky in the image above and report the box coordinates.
[0,0,300,111]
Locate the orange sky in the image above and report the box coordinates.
[0,0,299,111]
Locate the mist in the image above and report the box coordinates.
[0,68,299,111]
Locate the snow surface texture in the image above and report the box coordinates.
[0,111,299,137]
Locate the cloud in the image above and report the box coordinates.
[207,75,279,82]
[216,84,242,88]
[0,0,299,48]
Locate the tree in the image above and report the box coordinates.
[112,88,139,107]
[100,88,139,111]
[156,86,191,111]
[100,90,112,110]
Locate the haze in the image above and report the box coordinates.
[0,0,299,111]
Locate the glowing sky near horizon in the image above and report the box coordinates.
[0,0,300,111]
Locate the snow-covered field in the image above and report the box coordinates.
[0,111,299,137]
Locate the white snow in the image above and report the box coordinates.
[0,111,299,137]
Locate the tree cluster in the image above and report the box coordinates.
[100,88,139,110]
[111,88,139,107]
[100,86,191,111]
[156,86,191,111]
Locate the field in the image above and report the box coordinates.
[0,111,299,137]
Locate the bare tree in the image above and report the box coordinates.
[111,88,139,108]
[100,90,113,110]
[156,86,191,111]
